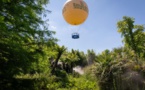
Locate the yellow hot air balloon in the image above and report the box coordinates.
[62,0,89,25]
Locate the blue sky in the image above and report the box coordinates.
[46,0,145,53]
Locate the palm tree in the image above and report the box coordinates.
[51,45,67,74]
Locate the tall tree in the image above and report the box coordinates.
[0,0,56,82]
[117,16,145,62]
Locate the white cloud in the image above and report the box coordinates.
[50,25,57,30]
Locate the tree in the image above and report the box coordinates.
[51,45,67,74]
[76,50,87,67]
[0,0,57,89]
[117,16,145,62]
[87,49,96,65]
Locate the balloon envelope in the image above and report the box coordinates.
[62,0,89,25]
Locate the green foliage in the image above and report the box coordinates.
[71,77,98,90]
[0,0,58,89]
[62,75,99,90]
[117,16,145,60]
[61,49,80,65]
